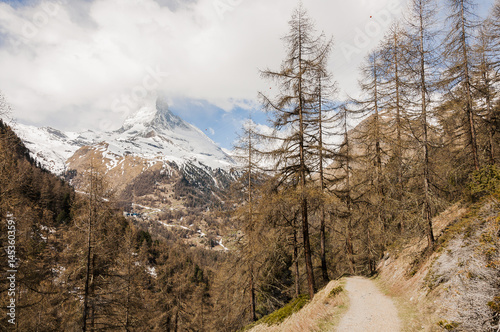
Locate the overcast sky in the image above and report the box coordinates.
[0,0,494,149]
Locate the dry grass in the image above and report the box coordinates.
[247,279,348,332]
[376,203,468,331]
[375,276,433,331]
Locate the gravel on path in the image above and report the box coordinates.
[336,276,401,332]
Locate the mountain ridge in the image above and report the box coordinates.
[12,98,236,175]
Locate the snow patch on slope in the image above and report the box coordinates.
[13,124,90,174]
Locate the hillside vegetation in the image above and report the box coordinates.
[245,279,348,332]
[378,194,500,331]
[238,193,498,331]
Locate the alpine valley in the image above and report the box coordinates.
[12,97,240,250]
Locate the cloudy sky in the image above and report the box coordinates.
[0,0,494,149]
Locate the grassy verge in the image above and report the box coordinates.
[241,295,310,331]
[260,294,310,325]
[373,276,427,331]
[242,279,349,332]
[316,279,349,331]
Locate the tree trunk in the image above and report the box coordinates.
[125,236,132,331]
[301,197,315,299]
[317,74,329,283]
[320,207,328,282]
[174,310,178,332]
[91,253,96,331]
[393,29,405,234]
[82,173,93,332]
[293,219,300,298]
[346,222,355,275]
[419,4,435,248]
[250,264,256,321]
[459,0,479,171]
[344,107,355,275]
[298,20,315,299]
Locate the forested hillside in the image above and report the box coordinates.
[0,112,293,331]
[226,0,500,330]
[0,118,225,330]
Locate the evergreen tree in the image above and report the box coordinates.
[405,0,441,248]
[472,20,499,164]
[258,3,332,299]
[442,0,480,170]
[312,49,337,283]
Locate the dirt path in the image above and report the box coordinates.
[336,276,401,332]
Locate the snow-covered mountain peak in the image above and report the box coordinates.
[121,97,188,132]
[13,97,237,174]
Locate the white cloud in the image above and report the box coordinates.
[0,0,413,132]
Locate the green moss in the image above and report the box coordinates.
[329,285,344,297]
[437,320,460,330]
[466,165,500,200]
[260,294,309,325]
[240,294,310,331]
[487,296,500,314]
